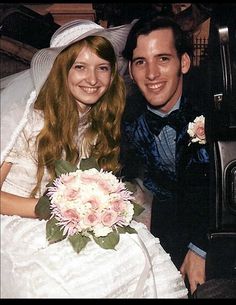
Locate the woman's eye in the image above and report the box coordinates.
[74,64,84,70]
[98,65,110,71]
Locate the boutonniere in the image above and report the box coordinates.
[187,115,206,145]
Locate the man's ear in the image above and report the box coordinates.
[128,61,134,80]
[181,52,191,74]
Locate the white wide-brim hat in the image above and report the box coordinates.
[31,19,133,93]
[0,19,133,164]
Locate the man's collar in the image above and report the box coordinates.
[147,97,181,118]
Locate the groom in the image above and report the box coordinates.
[120,15,210,295]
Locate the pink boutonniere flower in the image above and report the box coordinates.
[187,115,206,145]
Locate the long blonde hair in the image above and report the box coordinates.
[31,36,126,197]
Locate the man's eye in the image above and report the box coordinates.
[134,60,145,66]
[159,56,169,62]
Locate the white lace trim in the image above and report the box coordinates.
[51,24,103,47]
[1,91,37,164]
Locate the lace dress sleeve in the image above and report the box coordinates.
[2,110,48,197]
[4,128,31,164]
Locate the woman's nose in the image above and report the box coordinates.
[86,69,97,85]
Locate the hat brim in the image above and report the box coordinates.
[31,24,132,93]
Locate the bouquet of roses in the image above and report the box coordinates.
[35,157,144,253]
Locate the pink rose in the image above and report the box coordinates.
[84,212,100,226]
[65,189,79,200]
[194,123,205,140]
[63,209,80,221]
[80,173,98,184]
[111,199,125,212]
[61,209,80,222]
[101,210,118,227]
[61,174,76,184]
[187,115,206,145]
[97,179,114,193]
[87,197,100,209]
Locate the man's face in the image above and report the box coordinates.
[129,28,190,113]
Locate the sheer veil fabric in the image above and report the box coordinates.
[1,69,36,165]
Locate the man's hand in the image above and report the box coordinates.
[180,249,206,295]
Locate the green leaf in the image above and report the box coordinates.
[45,180,54,188]
[54,159,78,176]
[68,233,90,254]
[35,195,51,220]
[116,226,127,234]
[93,230,119,250]
[124,181,137,193]
[46,217,66,244]
[80,157,100,171]
[132,201,145,217]
[117,225,137,234]
[124,225,137,234]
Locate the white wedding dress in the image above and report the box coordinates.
[1,109,188,299]
[1,216,187,299]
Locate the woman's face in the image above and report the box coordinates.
[67,45,113,112]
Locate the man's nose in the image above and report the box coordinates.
[145,64,160,80]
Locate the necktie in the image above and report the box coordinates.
[145,109,185,136]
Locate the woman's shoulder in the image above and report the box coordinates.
[23,109,44,137]
[30,108,44,121]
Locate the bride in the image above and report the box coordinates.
[0,19,187,299]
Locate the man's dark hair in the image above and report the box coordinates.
[122,15,194,61]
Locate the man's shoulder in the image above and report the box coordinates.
[123,112,147,131]
[123,87,147,123]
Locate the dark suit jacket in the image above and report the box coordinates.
[121,95,210,268]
